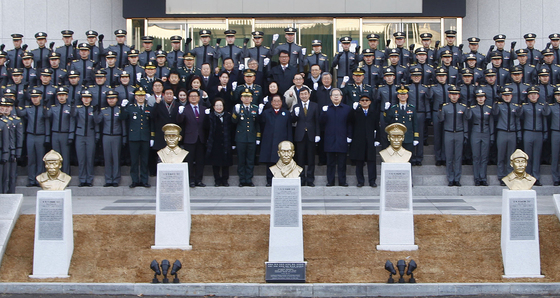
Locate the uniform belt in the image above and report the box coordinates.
[104,133,122,136]
[444,130,463,132]
[523,129,542,132]
[52,130,70,133]
[497,129,517,132]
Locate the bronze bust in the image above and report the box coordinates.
[379,123,412,163]
[157,123,189,163]
[270,141,303,178]
[503,149,536,190]
[37,150,71,190]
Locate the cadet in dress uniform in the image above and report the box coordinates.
[66,70,84,105]
[95,90,125,187]
[70,90,99,187]
[437,30,462,67]
[523,33,542,66]
[417,33,437,67]
[385,31,413,67]
[139,36,157,67]
[243,31,272,72]
[410,47,435,85]
[85,30,102,67]
[549,33,560,65]
[271,27,304,72]
[439,85,468,186]
[466,89,494,186]
[114,71,135,104]
[361,49,382,87]
[120,87,154,188]
[155,50,171,80]
[190,30,218,70]
[102,29,131,69]
[123,49,145,87]
[21,52,38,88]
[463,37,486,69]
[431,67,453,165]
[0,50,8,86]
[537,49,560,86]
[459,69,477,106]
[216,30,243,68]
[408,67,432,165]
[100,51,123,88]
[167,35,185,69]
[89,70,112,108]
[438,50,459,85]
[69,43,95,86]
[55,30,76,68]
[232,88,261,187]
[1,97,21,193]
[515,49,537,84]
[32,68,57,107]
[505,65,530,105]
[303,39,329,73]
[536,67,555,104]
[17,89,50,186]
[479,69,500,104]
[492,87,522,185]
[377,67,399,149]
[48,52,68,86]
[4,68,27,107]
[6,34,24,69]
[486,34,513,69]
[48,86,73,175]
[519,86,549,186]
[548,86,560,185]
[387,49,410,84]
[31,32,51,71]
[332,36,357,87]
[363,33,386,67]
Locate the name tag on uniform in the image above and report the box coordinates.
[88,112,93,116]
[63,110,70,114]
[458,110,464,114]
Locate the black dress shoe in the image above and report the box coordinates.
[222,182,229,187]
[143,183,151,188]
[266,183,271,187]
[129,183,137,188]
[481,181,488,186]
[341,183,349,187]
[189,182,196,188]
[474,181,480,186]
[238,183,244,187]
[417,162,422,166]
[535,180,542,186]
[454,181,461,187]
[326,183,334,187]
[79,182,87,187]
[301,181,306,186]
[308,182,315,187]
[112,183,119,187]
[26,183,35,187]
[87,183,93,187]
[196,182,206,187]
[248,182,255,187]
[448,181,454,187]
[555,181,560,186]
[103,183,112,187]
[356,183,364,187]
[436,161,442,166]
[500,180,506,186]
[371,183,377,188]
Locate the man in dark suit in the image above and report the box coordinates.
[349,93,379,187]
[291,86,320,186]
[177,89,208,187]
[152,87,179,151]
[268,50,298,95]
[320,88,353,186]
[259,94,292,186]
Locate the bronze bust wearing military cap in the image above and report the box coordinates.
[157,124,189,164]
[380,123,412,163]
[37,150,71,191]
[503,149,536,190]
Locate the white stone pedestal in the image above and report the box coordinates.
[30,189,73,278]
[553,194,560,222]
[266,178,306,282]
[377,162,417,251]
[0,194,23,266]
[501,189,543,278]
[152,163,192,250]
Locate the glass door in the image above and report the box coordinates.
[146,20,187,51]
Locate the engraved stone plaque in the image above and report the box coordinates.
[273,185,299,228]
[384,170,410,211]
[159,170,184,212]
[265,262,306,283]
[38,198,64,241]
[510,198,536,241]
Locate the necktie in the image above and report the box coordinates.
[364,109,368,116]
[194,105,199,117]
[401,105,405,111]
[304,103,308,116]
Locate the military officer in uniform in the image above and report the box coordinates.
[387,49,409,83]
[167,35,184,69]
[385,85,419,154]
[6,33,24,69]
[69,42,95,86]
[139,36,156,67]
[361,48,382,87]
[101,29,130,69]
[479,69,500,104]
[492,86,522,185]
[418,33,437,66]
[48,86,73,174]
[123,49,145,86]
[4,68,27,106]
[55,30,76,68]
[377,67,399,148]
[100,51,123,88]
[459,69,477,106]
[548,86,560,185]
[549,33,560,64]
[410,47,435,85]
[120,87,154,188]
[438,50,459,85]
[243,31,272,72]
[232,88,261,187]
[95,90,125,187]
[486,34,513,69]
[0,50,9,86]
[232,69,262,105]
[431,67,453,165]
[466,89,494,186]
[489,51,511,87]
[85,30,102,67]
[515,49,537,84]
[332,36,357,87]
[303,39,329,73]
[462,54,484,85]
[537,49,560,86]
[32,68,57,106]
[48,52,67,86]
[17,89,50,186]
[463,37,486,69]
[341,67,375,106]
[21,52,38,87]
[1,97,22,193]
[536,67,555,104]
[154,50,170,80]
[216,30,243,68]
[523,33,542,66]
[362,33,386,67]
[437,30,462,68]
[439,85,468,186]
[271,27,304,72]
[177,53,197,84]
[66,70,84,105]
[505,65,530,105]
[519,86,548,186]
[31,32,51,70]
[408,67,432,165]
[385,31,413,66]
[114,71,135,103]
[190,29,218,70]
[70,90,99,187]
[89,70,112,108]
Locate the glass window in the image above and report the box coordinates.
[228,19,254,47]
[335,18,360,54]
[146,21,187,51]
[187,20,227,50]
[362,20,401,51]
[254,20,295,48]
[131,19,145,49]
[404,20,441,49]
[297,21,334,61]
[444,18,458,45]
